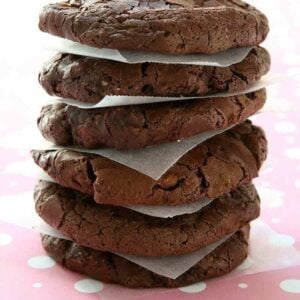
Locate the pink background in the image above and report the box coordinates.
[0,0,300,299]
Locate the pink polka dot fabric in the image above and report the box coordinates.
[0,0,300,299]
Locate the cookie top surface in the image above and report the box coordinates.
[39,47,270,102]
[39,0,269,54]
[38,89,266,149]
[35,180,257,256]
[42,225,250,287]
[32,120,267,206]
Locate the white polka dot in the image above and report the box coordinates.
[295,179,300,189]
[286,137,296,144]
[0,233,12,246]
[268,97,294,113]
[28,256,56,269]
[257,187,285,208]
[276,113,286,119]
[18,149,29,157]
[9,181,18,187]
[33,283,42,288]
[238,283,248,289]
[272,218,281,224]
[237,257,254,271]
[285,68,300,76]
[269,234,295,247]
[249,114,258,121]
[295,88,300,98]
[285,148,300,160]
[280,279,300,294]
[282,260,293,267]
[179,282,207,293]
[275,121,297,133]
[74,279,103,294]
[268,198,284,208]
[260,164,274,175]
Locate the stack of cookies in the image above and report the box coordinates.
[32,0,270,288]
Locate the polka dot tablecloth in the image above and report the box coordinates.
[0,0,300,299]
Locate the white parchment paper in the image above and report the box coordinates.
[35,126,230,180]
[116,234,232,279]
[34,220,232,280]
[127,198,212,218]
[31,219,300,280]
[45,36,252,67]
[55,74,278,109]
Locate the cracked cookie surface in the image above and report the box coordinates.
[32,121,267,206]
[35,180,257,256]
[39,47,270,103]
[39,0,269,54]
[41,225,250,287]
[38,89,266,149]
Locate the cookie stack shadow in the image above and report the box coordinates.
[32,0,270,288]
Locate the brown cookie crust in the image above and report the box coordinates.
[39,0,269,54]
[41,225,250,288]
[38,89,266,149]
[35,180,259,256]
[32,121,267,206]
[39,47,270,103]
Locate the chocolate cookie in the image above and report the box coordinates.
[38,89,266,149]
[32,121,267,206]
[41,225,250,288]
[35,180,259,256]
[39,0,269,54]
[39,47,270,103]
